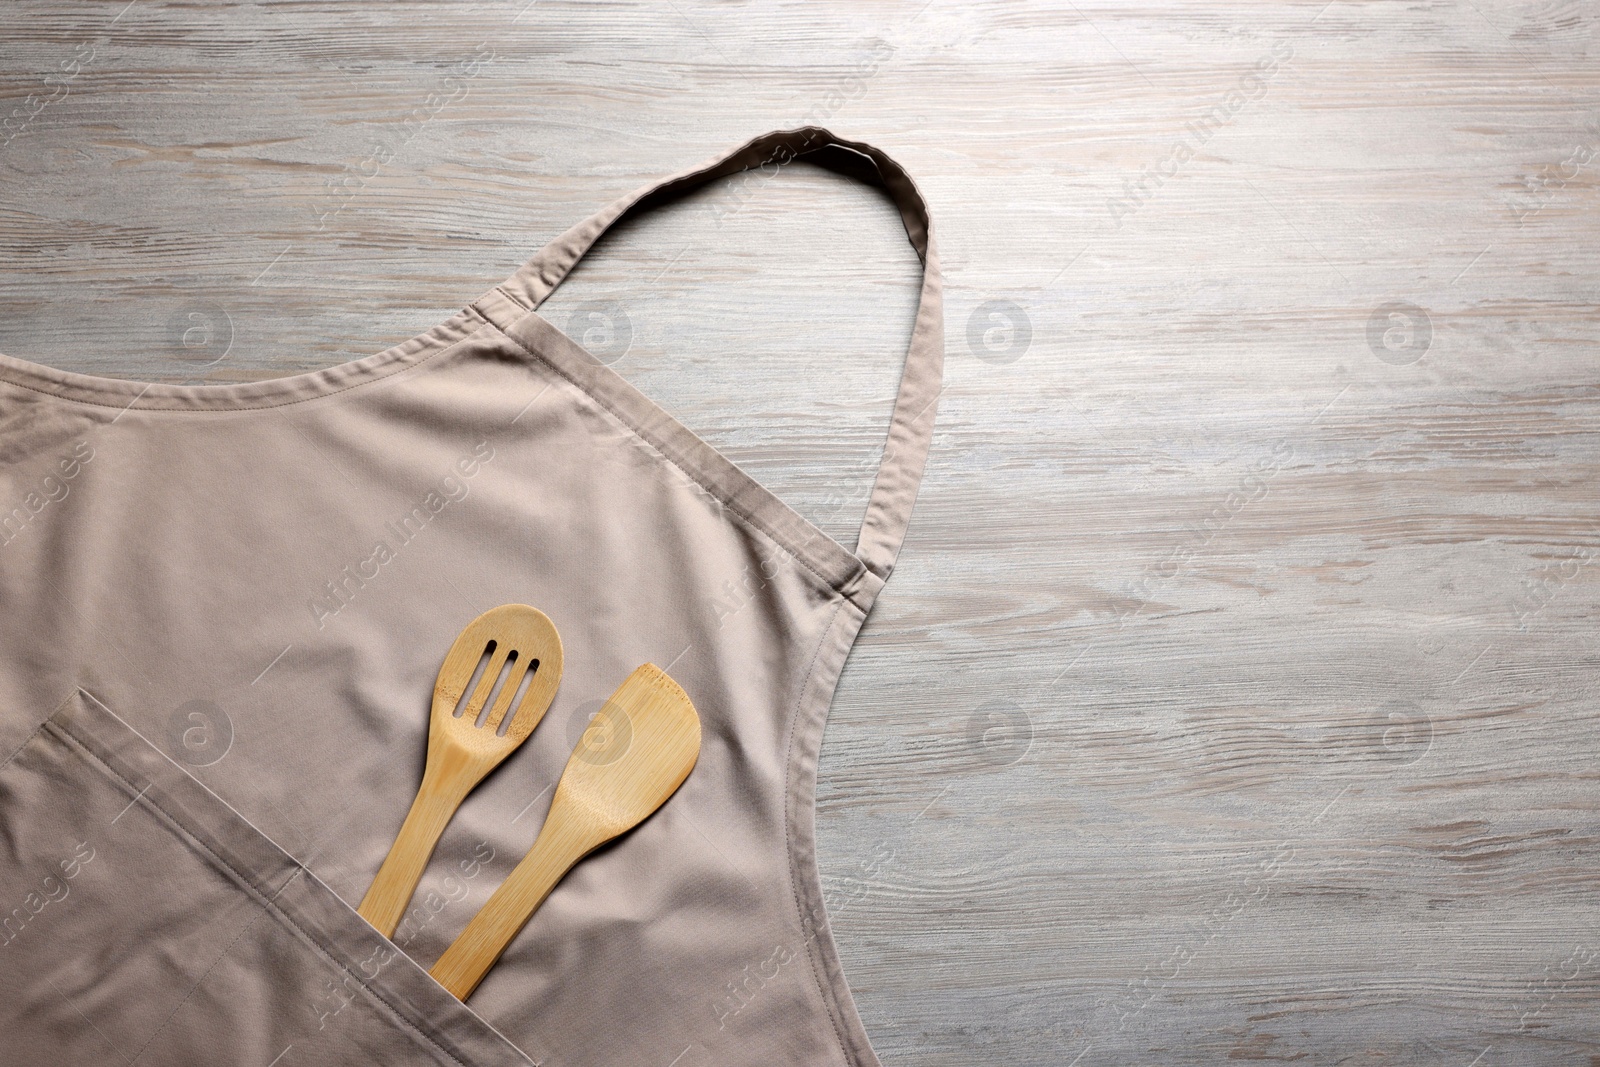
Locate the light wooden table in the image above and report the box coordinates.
[3,2,1598,1063]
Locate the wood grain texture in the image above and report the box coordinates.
[2,1,1598,1062]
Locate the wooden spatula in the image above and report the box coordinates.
[358,604,563,938]
[429,663,701,1000]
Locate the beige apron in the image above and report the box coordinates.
[0,126,941,1067]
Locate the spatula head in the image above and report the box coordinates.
[554,663,701,841]
[433,604,564,750]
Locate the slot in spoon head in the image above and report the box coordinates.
[358,604,564,937]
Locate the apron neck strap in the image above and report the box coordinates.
[497,127,943,583]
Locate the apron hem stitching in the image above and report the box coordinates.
[782,597,876,1067]
[0,312,494,413]
[486,315,855,596]
[0,711,50,776]
[43,712,528,1067]
[127,900,278,1065]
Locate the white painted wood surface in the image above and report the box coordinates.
[3,1,1598,1062]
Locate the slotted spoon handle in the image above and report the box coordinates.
[358,763,479,938]
[357,604,563,939]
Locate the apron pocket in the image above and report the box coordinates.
[0,688,534,1067]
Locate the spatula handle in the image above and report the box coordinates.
[358,774,470,938]
[429,815,585,999]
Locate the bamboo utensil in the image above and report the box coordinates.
[429,663,701,1000]
[358,604,564,938]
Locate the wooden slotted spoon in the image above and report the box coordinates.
[358,604,563,938]
[429,663,701,1000]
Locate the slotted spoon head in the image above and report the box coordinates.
[431,604,564,761]
[359,603,563,939]
[551,662,701,842]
